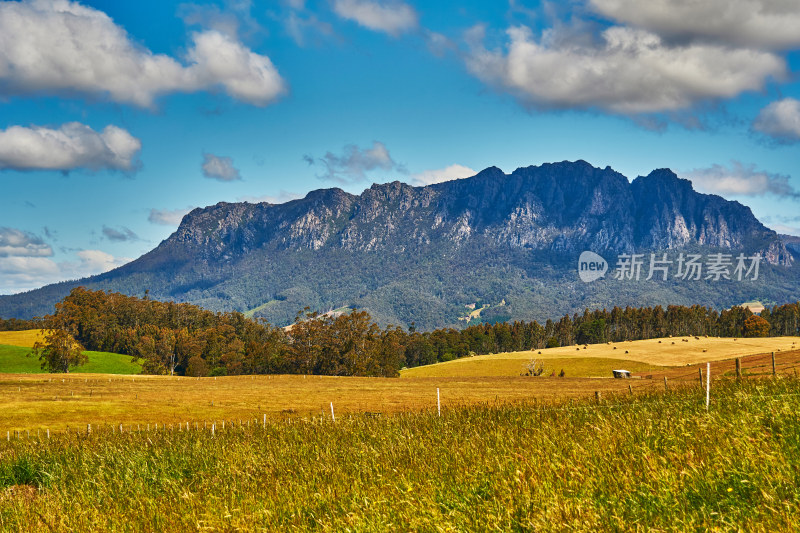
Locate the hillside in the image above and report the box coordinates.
[1,160,797,329]
[0,330,142,374]
[400,336,800,378]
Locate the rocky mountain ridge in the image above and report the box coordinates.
[0,160,795,328]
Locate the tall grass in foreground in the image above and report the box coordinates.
[1,379,799,532]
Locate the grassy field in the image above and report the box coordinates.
[1,378,798,531]
[0,330,142,375]
[0,331,43,349]
[401,336,800,378]
[0,345,142,375]
[1,348,798,432]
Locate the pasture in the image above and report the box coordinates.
[0,329,142,375]
[0,330,43,349]
[1,378,799,531]
[401,335,800,377]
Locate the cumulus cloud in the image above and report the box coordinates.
[0,248,131,294]
[305,141,403,184]
[410,164,476,186]
[589,0,800,50]
[0,0,286,107]
[148,207,195,226]
[332,0,418,36]
[102,225,140,242]
[0,123,141,172]
[0,226,128,294]
[683,161,800,199]
[0,227,53,258]
[202,153,241,181]
[464,24,785,114]
[753,98,800,143]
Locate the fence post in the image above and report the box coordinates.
[706,362,710,411]
[628,384,633,395]
[699,367,704,389]
[772,352,776,377]
[663,376,668,390]
[735,358,742,380]
[263,414,266,428]
[87,423,91,435]
[595,391,601,402]
[330,402,335,422]
[437,388,441,417]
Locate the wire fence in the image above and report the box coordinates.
[2,348,800,440]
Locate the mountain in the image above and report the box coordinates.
[1,160,796,329]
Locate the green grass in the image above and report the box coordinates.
[0,378,798,531]
[0,345,142,375]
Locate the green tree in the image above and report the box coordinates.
[31,328,88,373]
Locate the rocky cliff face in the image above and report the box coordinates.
[161,160,790,265]
[1,160,795,326]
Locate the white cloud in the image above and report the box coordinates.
[285,11,336,46]
[768,223,800,237]
[238,191,301,204]
[70,250,129,275]
[148,207,195,226]
[589,0,800,50]
[683,161,800,199]
[753,98,800,143]
[464,25,785,114]
[305,141,403,184]
[0,256,61,294]
[332,0,418,36]
[0,238,129,295]
[0,123,141,172]
[0,227,53,258]
[178,0,260,40]
[0,0,286,107]
[410,164,476,186]
[202,153,241,181]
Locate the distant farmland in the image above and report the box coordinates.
[401,336,800,378]
[0,336,799,432]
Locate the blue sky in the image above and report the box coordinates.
[1,0,799,294]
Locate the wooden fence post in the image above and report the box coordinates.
[772,352,776,377]
[663,376,668,390]
[735,358,742,380]
[595,391,601,402]
[698,367,703,389]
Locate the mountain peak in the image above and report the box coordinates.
[1,160,794,325]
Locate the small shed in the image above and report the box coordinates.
[612,369,631,379]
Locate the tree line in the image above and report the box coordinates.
[25,287,800,375]
[0,317,38,331]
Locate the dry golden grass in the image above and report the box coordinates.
[2,335,799,434]
[401,336,800,378]
[0,373,650,432]
[401,356,663,378]
[0,330,44,349]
